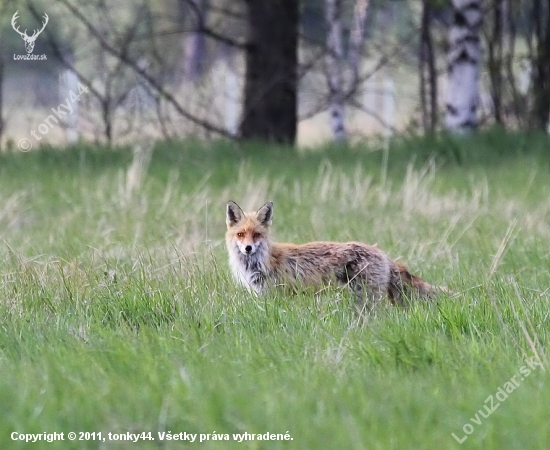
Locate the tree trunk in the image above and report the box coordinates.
[325,0,369,142]
[486,0,504,125]
[348,0,369,89]
[178,0,206,82]
[240,0,299,144]
[502,0,527,128]
[325,0,346,141]
[420,0,438,133]
[445,0,483,132]
[530,0,550,130]
[0,55,4,148]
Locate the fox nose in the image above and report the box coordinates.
[245,245,252,253]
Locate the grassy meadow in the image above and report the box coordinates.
[1,132,550,449]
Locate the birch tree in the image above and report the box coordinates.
[445,0,483,132]
[325,0,346,141]
[178,0,206,82]
[420,0,438,133]
[529,0,550,131]
[325,0,369,142]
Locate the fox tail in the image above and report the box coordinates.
[388,262,450,304]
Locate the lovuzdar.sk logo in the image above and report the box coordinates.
[11,10,49,61]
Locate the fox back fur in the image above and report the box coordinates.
[226,200,445,305]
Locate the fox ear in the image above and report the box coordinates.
[256,201,273,226]
[226,201,244,227]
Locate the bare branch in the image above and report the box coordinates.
[57,0,233,138]
[183,0,248,50]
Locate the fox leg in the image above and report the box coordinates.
[347,274,386,312]
[349,280,387,317]
[341,261,385,312]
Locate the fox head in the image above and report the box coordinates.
[226,200,273,256]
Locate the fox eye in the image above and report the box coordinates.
[253,232,261,238]
[237,232,245,238]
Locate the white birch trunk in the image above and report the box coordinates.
[60,69,79,143]
[348,0,369,89]
[179,0,205,82]
[326,0,346,141]
[326,0,369,142]
[225,62,239,137]
[445,0,483,132]
[383,78,395,141]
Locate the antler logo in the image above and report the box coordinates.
[11,10,49,54]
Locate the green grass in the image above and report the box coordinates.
[1,132,550,449]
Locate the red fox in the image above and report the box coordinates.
[226,200,447,306]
